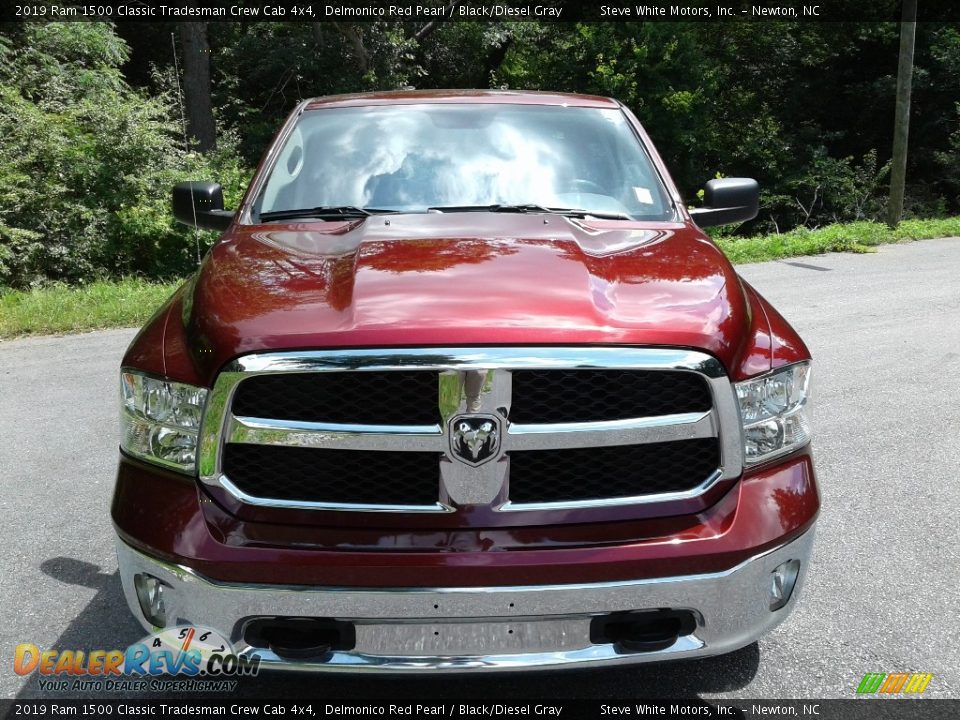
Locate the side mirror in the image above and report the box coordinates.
[172,182,235,231]
[689,178,759,228]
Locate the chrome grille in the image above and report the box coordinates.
[198,348,743,513]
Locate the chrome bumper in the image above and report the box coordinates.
[116,528,814,672]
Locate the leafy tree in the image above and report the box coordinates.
[0,22,248,287]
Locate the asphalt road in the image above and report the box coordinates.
[2,237,959,701]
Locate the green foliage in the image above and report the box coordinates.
[0,277,180,337]
[0,23,249,288]
[762,149,892,230]
[108,138,249,279]
[715,216,960,264]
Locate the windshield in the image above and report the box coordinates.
[256,103,675,222]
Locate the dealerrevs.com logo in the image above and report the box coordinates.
[14,626,260,692]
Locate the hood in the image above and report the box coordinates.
[185,213,752,382]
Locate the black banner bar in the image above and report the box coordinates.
[5,0,960,23]
[2,700,959,720]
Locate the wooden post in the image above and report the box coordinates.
[887,0,917,228]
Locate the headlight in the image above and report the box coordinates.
[735,362,811,465]
[120,370,208,473]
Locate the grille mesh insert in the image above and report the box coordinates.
[507,438,720,503]
[223,445,441,506]
[232,371,439,425]
[509,369,711,424]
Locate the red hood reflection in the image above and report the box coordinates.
[186,213,752,381]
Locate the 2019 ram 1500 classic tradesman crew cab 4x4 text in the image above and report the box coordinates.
[113,90,818,672]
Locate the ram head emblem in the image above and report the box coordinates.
[450,415,501,466]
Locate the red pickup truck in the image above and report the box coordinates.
[113,90,818,672]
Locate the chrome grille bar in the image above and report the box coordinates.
[228,412,716,453]
[507,411,716,451]
[228,416,444,452]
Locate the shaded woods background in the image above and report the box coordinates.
[1,19,959,287]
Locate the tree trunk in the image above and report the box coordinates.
[334,23,370,74]
[886,0,917,228]
[177,22,216,152]
[414,0,461,42]
[477,38,513,88]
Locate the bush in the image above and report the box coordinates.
[760,149,891,232]
[0,23,250,288]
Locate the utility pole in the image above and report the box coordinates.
[887,0,917,228]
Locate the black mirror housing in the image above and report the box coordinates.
[172,182,235,231]
[689,178,759,228]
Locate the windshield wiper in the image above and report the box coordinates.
[428,204,553,214]
[427,204,633,221]
[258,206,396,222]
[564,209,635,221]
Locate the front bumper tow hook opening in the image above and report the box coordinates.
[243,617,356,661]
[590,610,697,654]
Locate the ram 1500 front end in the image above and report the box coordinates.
[112,90,818,671]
